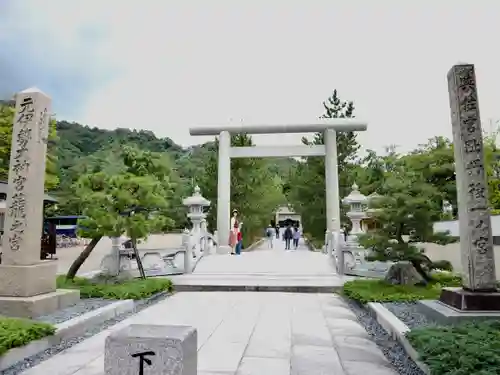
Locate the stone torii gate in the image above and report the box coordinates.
[189,119,368,255]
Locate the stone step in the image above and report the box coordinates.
[170,274,353,293]
[174,284,343,293]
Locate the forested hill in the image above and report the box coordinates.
[54,120,296,193]
[55,120,215,190]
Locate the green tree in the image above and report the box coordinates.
[65,146,175,280]
[197,134,286,246]
[483,130,500,214]
[0,104,59,190]
[286,90,360,241]
[402,137,456,217]
[358,169,458,282]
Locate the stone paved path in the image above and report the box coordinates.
[171,238,354,291]
[21,292,397,375]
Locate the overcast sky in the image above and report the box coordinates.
[1,0,500,153]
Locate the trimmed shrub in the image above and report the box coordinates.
[0,317,55,355]
[407,320,500,375]
[57,275,173,300]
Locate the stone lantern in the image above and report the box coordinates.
[182,186,210,272]
[342,183,368,238]
[183,185,210,236]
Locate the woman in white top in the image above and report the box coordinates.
[229,209,239,255]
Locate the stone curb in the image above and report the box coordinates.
[243,238,265,252]
[304,236,319,251]
[0,299,134,371]
[367,302,430,375]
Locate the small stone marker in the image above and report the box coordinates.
[447,63,497,292]
[105,324,197,375]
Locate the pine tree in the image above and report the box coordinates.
[287,90,360,241]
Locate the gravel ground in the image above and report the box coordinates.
[383,302,438,329]
[3,292,171,375]
[33,298,114,325]
[345,299,426,375]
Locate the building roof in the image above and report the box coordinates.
[0,181,58,202]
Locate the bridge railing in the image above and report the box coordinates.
[98,186,218,278]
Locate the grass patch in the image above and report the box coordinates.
[342,273,462,304]
[0,317,55,356]
[57,275,173,300]
[407,320,500,375]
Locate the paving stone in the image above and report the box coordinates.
[72,356,103,375]
[332,335,379,350]
[322,305,357,320]
[342,360,399,375]
[245,317,291,358]
[291,345,345,375]
[334,336,389,365]
[237,357,290,375]
[325,318,370,338]
[318,294,349,308]
[198,341,247,373]
[291,315,333,347]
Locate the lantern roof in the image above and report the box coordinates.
[342,182,367,205]
[183,185,210,207]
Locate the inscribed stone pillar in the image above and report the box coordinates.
[448,64,497,291]
[0,88,81,317]
[2,88,51,266]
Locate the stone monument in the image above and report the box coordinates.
[0,88,79,318]
[418,64,500,321]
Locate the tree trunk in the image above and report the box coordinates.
[66,237,102,281]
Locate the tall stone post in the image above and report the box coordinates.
[217,130,231,254]
[325,129,344,273]
[437,63,500,312]
[324,129,340,234]
[0,88,79,318]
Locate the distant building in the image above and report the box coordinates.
[275,205,301,228]
[434,216,500,245]
[0,181,57,233]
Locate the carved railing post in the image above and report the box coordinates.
[182,229,192,274]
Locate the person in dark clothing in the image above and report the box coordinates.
[275,225,280,238]
[284,225,293,250]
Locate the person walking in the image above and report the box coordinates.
[275,224,280,239]
[292,227,301,249]
[284,224,293,250]
[266,224,275,248]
